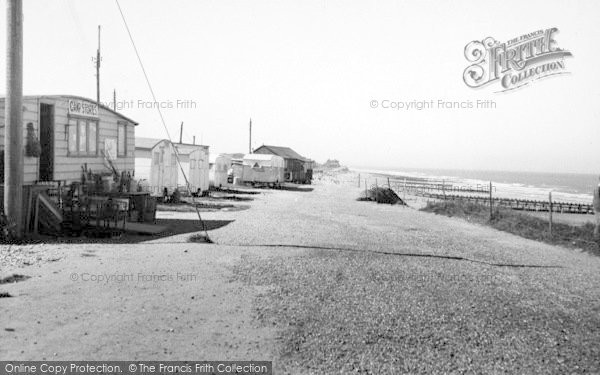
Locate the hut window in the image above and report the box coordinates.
[68,119,78,154]
[88,122,97,154]
[68,118,98,156]
[118,122,127,157]
[78,121,87,153]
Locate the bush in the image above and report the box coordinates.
[358,187,406,205]
[421,199,599,253]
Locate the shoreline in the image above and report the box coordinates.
[349,167,595,205]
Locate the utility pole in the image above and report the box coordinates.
[5,0,24,238]
[179,122,183,144]
[96,25,101,106]
[113,89,116,111]
[249,118,252,153]
[193,136,196,145]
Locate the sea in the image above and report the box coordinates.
[352,167,598,204]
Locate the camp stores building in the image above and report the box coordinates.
[253,145,312,183]
[0,95,137,184]
[135,137,209,194]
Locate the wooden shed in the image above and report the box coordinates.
[136,137,210,194]
[0,95,136,184]
[253,145,311,183]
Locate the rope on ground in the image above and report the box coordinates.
[217,243,564,269]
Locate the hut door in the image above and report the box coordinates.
[158,147,166,189]
[39,104,54,181]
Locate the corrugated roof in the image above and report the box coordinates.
[135,137,208,155]
[254,145,308,161]
[135,137,165,150]
[244,154,285,162]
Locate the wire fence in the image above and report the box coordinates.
[357,173,599,240]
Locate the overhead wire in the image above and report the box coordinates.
[114,0,212,243]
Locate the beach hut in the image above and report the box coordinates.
[241,154,285,185]
[149,140,178,194]
[188,148,210,193]
[252,145,311,183]
[0,95,137,184]
[209,153,232,188]
[135,137,209,192]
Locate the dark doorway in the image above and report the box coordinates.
[39,103,54,181]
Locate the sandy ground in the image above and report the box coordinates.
[1,171,599,373]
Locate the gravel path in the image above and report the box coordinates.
[1,172,599,373]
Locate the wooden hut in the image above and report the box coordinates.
[135,137,209,193]
[0,95,136,183]
[252,145,311,183]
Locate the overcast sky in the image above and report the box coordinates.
[0,0,598,173]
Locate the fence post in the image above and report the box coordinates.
[549,191,553,236]
[489,181,494,220]
[387,177,390,189]
[442,179,446,200]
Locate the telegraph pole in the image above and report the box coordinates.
[5,0,24,238]
[179,122,183,144]
[249,118,252,153]
[96,25,101,106]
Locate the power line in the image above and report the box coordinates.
[114,0,212,243]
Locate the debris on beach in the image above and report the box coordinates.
[358,187,406,205]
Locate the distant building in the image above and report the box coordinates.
[252,145,312,183]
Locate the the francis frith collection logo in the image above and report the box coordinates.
[463,28,572,92]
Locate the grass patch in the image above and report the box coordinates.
[421,200,599,254]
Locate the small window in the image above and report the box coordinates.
[78,121,87,153]
[68,118,98,156]
[68,119,78,154]
[118,123,127,157]
[88,122,97,154]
